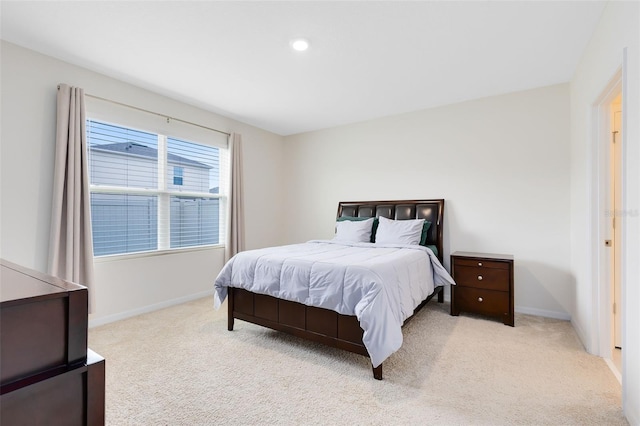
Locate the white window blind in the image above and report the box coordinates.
[87,119,227,257]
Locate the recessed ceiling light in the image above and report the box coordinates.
[290,38,309,52]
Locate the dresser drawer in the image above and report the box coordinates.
[453,287,509,318]
[453,264,510,291]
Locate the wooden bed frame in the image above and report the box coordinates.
[227,199,446,380]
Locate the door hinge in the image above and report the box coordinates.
[613,217,616,230]
[613,130,618,143]
[613,302,616,315]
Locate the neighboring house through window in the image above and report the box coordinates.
[87,119,225,256]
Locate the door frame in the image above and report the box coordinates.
[591,67,623,363]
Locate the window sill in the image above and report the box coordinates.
[93,244,225,263]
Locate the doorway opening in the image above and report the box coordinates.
[610,92,622,374]
[593,69,623,383]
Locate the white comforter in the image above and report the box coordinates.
[213,240,455,367]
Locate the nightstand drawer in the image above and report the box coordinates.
[453,265,510,291]
[453,287,509,318]
[454,258,509,270]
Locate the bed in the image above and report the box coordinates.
[213,199,454,379]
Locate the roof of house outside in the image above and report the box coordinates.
[90,142,211,169]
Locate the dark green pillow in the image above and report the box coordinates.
[419,221,432,246]
[425,244,438,257]
[337,216,370,222]
[337,216,378,243]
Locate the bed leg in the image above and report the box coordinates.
[372,364,382,380]
[437,286,444,303]
[228,316,234,331]
[227,288,235,331]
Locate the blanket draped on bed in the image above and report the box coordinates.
[214,240,455,367]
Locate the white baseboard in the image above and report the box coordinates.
[570,317,592,353]
[625,404,639,426]
[89,294,570,327]
[514,305,571,321]
[88,290,214,328]
[604,358,622,384]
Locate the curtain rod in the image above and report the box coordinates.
[86,93,231,137]
[58,85,231,137]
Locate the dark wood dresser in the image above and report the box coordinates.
[450,251,514,326]
[0,259,105,425]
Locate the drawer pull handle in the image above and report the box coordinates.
[477,275,483,281]
[478,297,483,302]
[478,262,483,267]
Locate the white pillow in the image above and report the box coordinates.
[375,216,424,245]
[334,218,374,243]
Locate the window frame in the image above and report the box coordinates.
[87,119,227,258]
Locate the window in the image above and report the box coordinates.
[87,120,226,256]
[173,166,184,186]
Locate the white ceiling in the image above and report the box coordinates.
[1,1,606,136]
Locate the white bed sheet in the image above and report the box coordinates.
[213,240,455,367]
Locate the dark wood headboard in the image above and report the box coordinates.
[336,199,445,263]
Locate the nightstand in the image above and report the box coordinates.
[450,251,514,326]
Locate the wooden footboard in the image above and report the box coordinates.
[227,285,444,380]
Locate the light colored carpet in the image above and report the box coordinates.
[89,297,626,425]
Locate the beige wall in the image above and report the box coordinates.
[0,41,286,324]
[569,2,640,423]
[284,84,572,320]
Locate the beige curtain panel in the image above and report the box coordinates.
[48,83,96,312]
[225,132,245,262]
